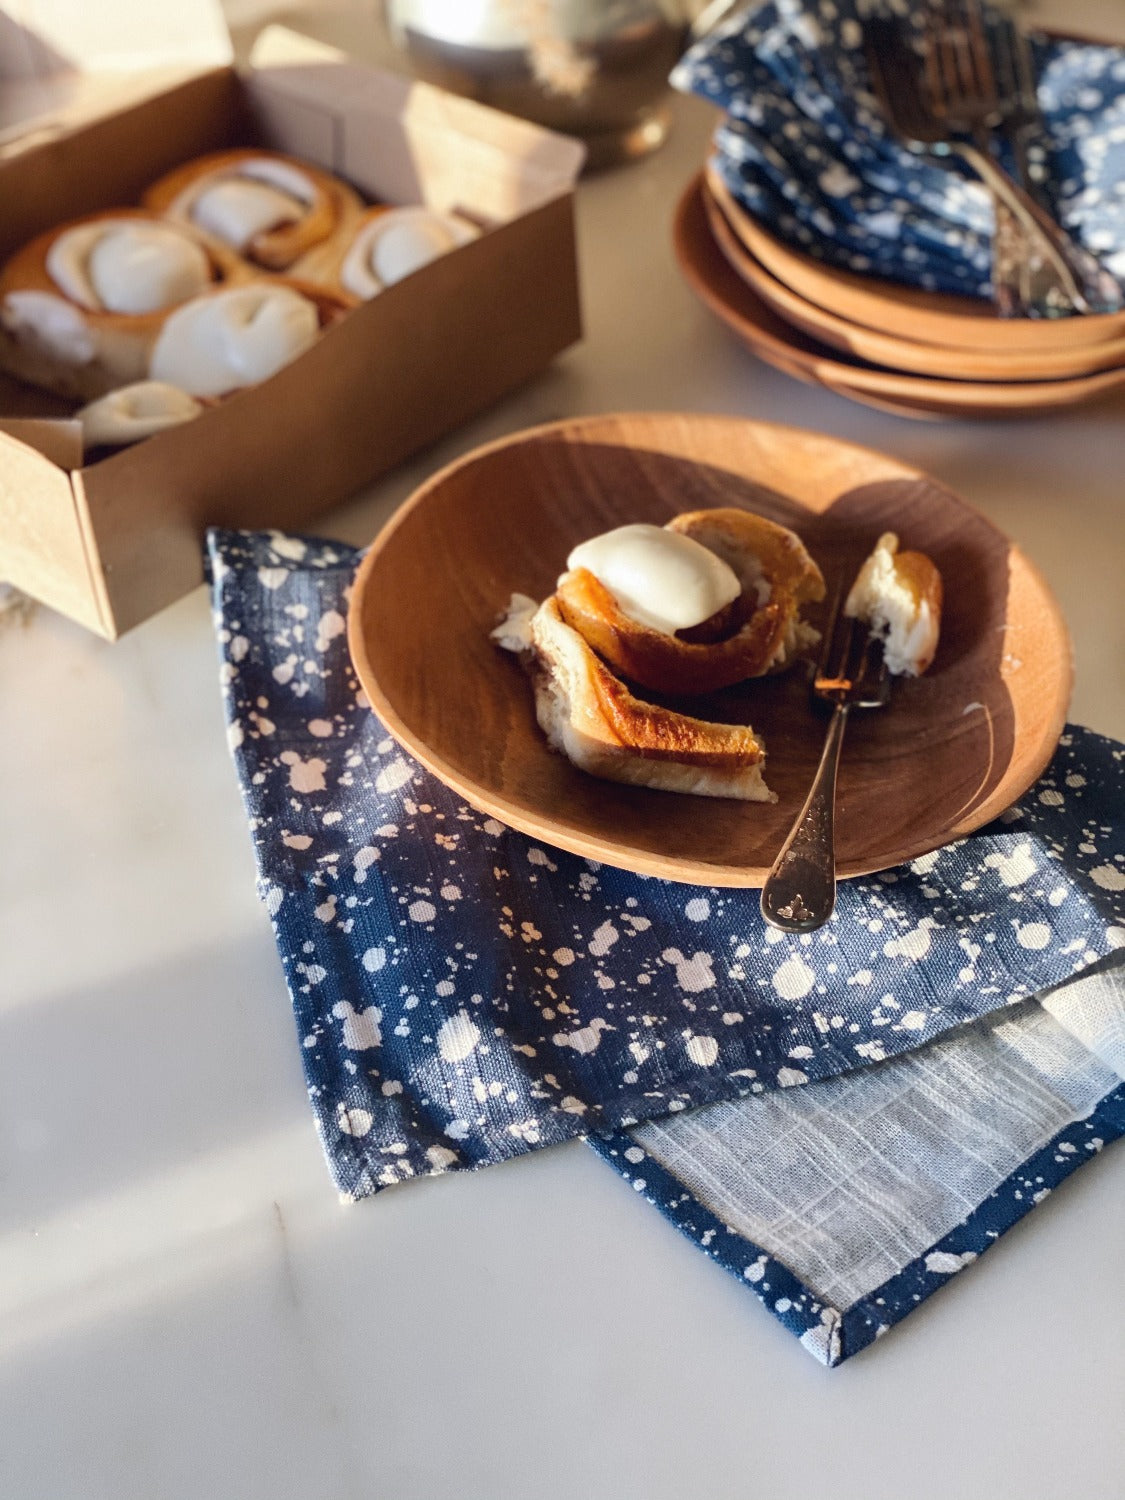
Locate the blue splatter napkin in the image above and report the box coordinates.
[672,0,1125,300]
[209,527,1124,1362]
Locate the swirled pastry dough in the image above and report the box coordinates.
[555,508,825,696]
[338,207,479,300]
[493,594,775,801]
[143,150,364,272]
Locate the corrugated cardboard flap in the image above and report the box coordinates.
[0,425,109,635]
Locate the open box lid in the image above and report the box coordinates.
[0,0,232,148]
[245,25,586,219]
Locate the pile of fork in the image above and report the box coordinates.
[862,0,1124,316]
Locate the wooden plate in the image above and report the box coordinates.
[347,412,1072,887]
[676,177,1125,420]
[706,165,1125,356]
[702,181,1125,382]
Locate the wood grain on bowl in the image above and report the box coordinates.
[676,180,1125,420]
[705,164,1125,355]
[702,180,1125,383]
[347,412,1072,886]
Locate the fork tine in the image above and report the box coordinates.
[856,631,891,705]
[989,7,1020,108]
[815,610,857,692]
[962,0,1003,120]
[924,5,962,119]
[1007,16,1041,118]
[920,6,948,117]
[822,609,855,682]
[814,576,846,673]
[843,614,871,684]
[926,0,1003,121]
[947,2,977,106]
[864,19,903,125]
[866,14,938,143]
[855,626,877,683]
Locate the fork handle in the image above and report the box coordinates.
[953,142,1094,313]
[760,703,849,934]
[997,131,1125,316]
[990,194,1033,318]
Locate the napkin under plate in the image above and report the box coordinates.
[208,527,1124,1362]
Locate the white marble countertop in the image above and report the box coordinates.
[2,6,1124,1496]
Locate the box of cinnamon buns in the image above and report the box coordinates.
[0,7,584,638]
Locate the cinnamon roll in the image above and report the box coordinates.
[493,594,775,802]
[143,150,364,273]
[0,209,245,400]
[555,509,825,697]
[77,381,205,450]
[147,280,344,398]
[310,206,480,303]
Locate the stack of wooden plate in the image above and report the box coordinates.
[675,165,1125,420]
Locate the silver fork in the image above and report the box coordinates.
[863,12,1088,317]
[922,0,1041,318]
[922,0,1123,314]
[985,5,1125,311]
[760,612,890,935]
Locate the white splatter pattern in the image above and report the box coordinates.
[210,530,1125,1202]
[674,3,1125,304]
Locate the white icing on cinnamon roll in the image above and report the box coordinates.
[78,380,203,448]
[191,180,303,251]
[149,284,320,397]
[46,220,211,315]
[0,291,98,364]
[565,524,742,636]
[340,208,479,300]
[187,159,316,251]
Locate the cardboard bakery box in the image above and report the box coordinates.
[0,5,585,638]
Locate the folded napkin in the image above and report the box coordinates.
[672,0,1125,300]
[208,527,1124,1362]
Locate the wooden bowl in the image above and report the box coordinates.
[703,179,1125,382]
[347,411,1072,887]
[676,177,1125,420]
[706,165,1125,356]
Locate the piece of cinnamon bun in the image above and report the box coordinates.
[493,594,775,801]
[844,532,943,676]
[76,381,205,451]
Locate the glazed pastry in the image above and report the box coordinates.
[555,509,825,696]
[493,594,775,801]
[845,532,942,676]
[311,205,480,302]
[143,150,365,273]
[147,281,338,397]
[77,381,204,450]
[0,209,245,400]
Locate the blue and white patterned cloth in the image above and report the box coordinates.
[208,527,1125,1363]
[672,0,1125,299]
